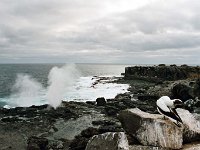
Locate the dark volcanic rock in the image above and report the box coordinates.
[193,79,200,98]
[171,84,193,102]
[86,101,96,105]
[69,135,88,150]
[80,127,99,138]
[124,65,200,81]
[27,136,48,150]
[104,105,120,116]
[96,97,106,106]
[137,95,159,101]
[115,93,131,100]
[92,120,116,126]
[69,127,99,150]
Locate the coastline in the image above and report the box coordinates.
[0,65,200,149]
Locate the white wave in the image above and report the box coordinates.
[2,66,129,108]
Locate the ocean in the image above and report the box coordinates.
[0,64,130,108]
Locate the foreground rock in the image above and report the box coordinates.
[119,108,200,149]
[86,132,129,150]
[119,108,183,149]
[177,108,200,143]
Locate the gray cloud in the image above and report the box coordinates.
[0,0,200,64]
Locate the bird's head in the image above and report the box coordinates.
[173,99,184,108]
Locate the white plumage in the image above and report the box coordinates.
[156,96,183,126]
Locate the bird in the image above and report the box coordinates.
[156,96,184,127]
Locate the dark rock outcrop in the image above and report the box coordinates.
[124,65,200,81]
[96,97,106,106]
[27,136,48,150]
[171,84,193,102]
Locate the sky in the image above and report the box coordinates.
[0,0,200,64]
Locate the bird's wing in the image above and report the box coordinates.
[156,100,170,112]
[157,106,183,123]
[171,108,183,123]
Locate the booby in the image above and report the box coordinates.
[156,96,183,126]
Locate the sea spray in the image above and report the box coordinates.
[46,64,80,108]
[9,74,44,107]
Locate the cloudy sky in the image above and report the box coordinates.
[0,0,200,64]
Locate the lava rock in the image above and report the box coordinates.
[96,97,106,106]
[115,93,131,100]
[193,79,200,98]
[80,127,99,138]
[86,101,96,105]
[171,83,193,102]
[27,136,48,150]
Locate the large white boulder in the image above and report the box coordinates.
[119,108,183,149]
[177,108,200,143]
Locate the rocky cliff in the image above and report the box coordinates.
[124,65,200,81]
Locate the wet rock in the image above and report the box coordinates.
[137,95,159,101]
[98,125,123,133]
[92,120,116,126]
[69,127,99,150]
[184,99,197,111]
[96,97,106,106]
[69,135,89,150]
[115,93,131,100]
[118,108,183,149]
[171,84,193,102]
[80,127,99,138]
[193,79,200,98]
[184,98,200,112]
[27,136,48,150]
[104,105,120,116]
[194,108,200,114]
[86,101,96,105]
[1,117,23,122]
[85,132,129,150]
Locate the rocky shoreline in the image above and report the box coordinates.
[0,65,200,150]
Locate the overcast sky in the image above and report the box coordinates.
[0,0,200,64]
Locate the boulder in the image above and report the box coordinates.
[85,132,129,150]
[118,108,183,149]
[171,84,193,102]
[182,142,200,150]
[177,108,200,143]
[27,136,48,150]
[96,97,106,106]
[193,79,200,98]
[115,93,131,100]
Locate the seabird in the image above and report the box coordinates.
[156,96,183,127]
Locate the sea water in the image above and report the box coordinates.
[0,64,130,108]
